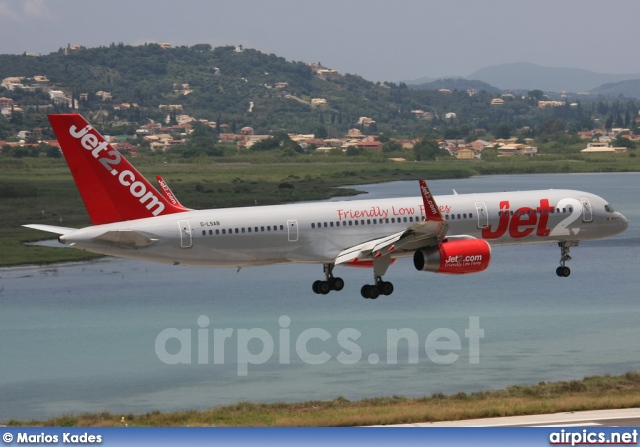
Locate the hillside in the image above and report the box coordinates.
[591,79,640,99]
[411,78,501,94]
[467,62,640,93]
[0,43,479,136]
[0,44,639,144]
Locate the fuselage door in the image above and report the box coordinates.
[287,219,299,242]
[580,198,593,223]
[178,219,192,248]
[475,202,489,229]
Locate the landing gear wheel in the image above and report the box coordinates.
[360,285,379,299]
[312,263,344,295]
[561,266,571,277]
[556,267,563,277]
[331,277,345,291]
[378,281,394,296]
[318,281,331,295]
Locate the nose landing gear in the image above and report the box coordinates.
[556,241,578,277]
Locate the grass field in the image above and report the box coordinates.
[4,372,640,427]
[1,153,639,266]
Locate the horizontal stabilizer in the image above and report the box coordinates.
[22,224,76,235]
[94,230,158,247]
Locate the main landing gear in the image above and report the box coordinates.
[312,263,344,295]
[360,276,394,299]
[556,241,577,277]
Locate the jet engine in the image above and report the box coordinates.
[413,239,491,274]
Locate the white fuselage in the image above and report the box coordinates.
[59,189,628,268]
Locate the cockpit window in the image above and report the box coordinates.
[604,204,616,213]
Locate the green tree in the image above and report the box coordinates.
[382,140,403,153]
[413,139,439,161]
[481,146,499,161]
[377,133,390,143]
[251,137,279,151]
[191,43,212,52]
[493,122,512,139]
[527,89,544,106]
[314,125,328,139]
[614,135,636,149]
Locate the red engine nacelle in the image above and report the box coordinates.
[413,239,491,274]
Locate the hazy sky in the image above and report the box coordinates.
[1,0,639,82]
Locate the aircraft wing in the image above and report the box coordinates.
[334,180,449,273]
[22,224,76,235]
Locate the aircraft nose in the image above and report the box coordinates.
[619,213,629,231]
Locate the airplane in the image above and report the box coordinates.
[25,114,629,299]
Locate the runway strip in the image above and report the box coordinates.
[379,408,640,427]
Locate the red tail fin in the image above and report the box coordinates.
[49,114,187,225]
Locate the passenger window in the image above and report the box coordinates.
[463,214,467,219]
[451,214,455,220]
[330,222,334,227]
[457,214,461,219]
[367,219,371,225]
[216,229,220,235]
[354,220,359,226]
[235,228,239,234]
[255,227,259,232]
[241,228,245,233]
[349,221,353,226]
[342,221,346,226]
[248,227,252,233]
[280,225,284,230]
[209,230,213,235]
[391,218,396,223]
[324,222,328,228]
[445,215,449,220]
[267,226,271,231]
[261,226,265,231]
[361,220,364,225]
[202,230,206,236]
[222,229,226,234]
